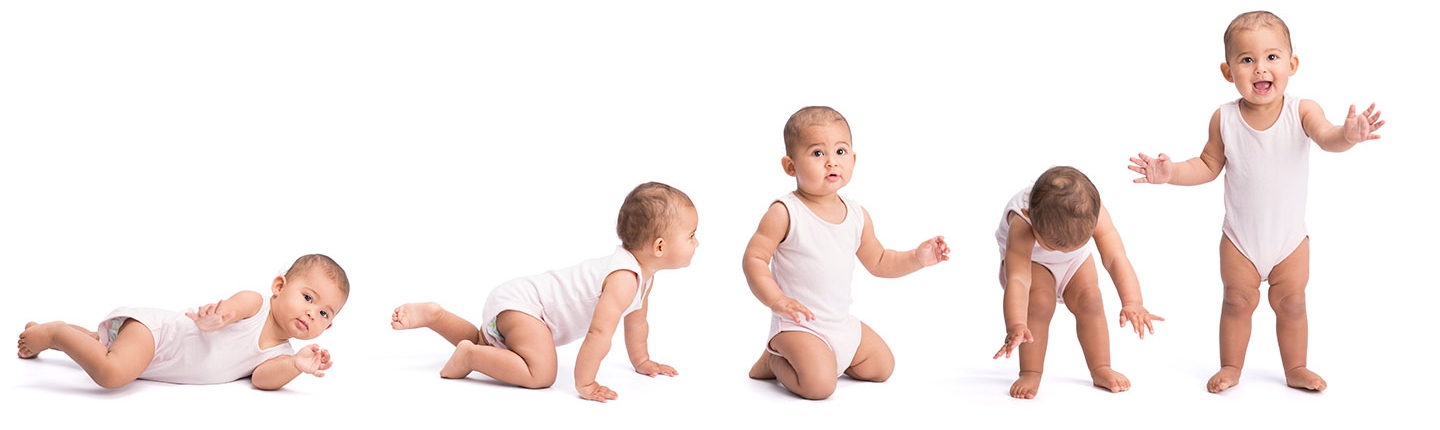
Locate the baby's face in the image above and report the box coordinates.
[785,122,855,198]
[270,271,347,340]
[1222,26,1297,108]
[659,205,699,269]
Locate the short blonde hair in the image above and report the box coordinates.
[616,182,694,251]
[782,106,849,156]
[1224,10,1293,58]
[286,254,350,297]
[1028,166,1100,251]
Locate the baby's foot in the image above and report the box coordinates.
[1207,365,1242,393]
[17,322,53,359]
[747,351,775,380]
[1091,366,1131,393]
[391,302,443,330]
[1009,371,1042,399]
[1285,367,1327,391]
[439,340,476,379]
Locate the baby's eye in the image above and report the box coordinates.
[1267,54,1279,61]
[836,148,847,155]
[320,310,330,319]
[304,294,313,303]
[811,150,824,157]
[1240,56,1253,64]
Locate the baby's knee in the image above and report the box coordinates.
[1220,290,1259,315]
[1064,287,1105,316]
[91,372,136,390]
[791,377,837,400]
[1270,293,1308,318]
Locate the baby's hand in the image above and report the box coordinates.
[916,236,951,267]
[635,360,678,377]
[185,300,237,332]
[993,324,1033,359]
[769,296,815,324]
[293,344,333,377]
[577,381,618,403]
[1343,103,1385,143]
[1118,305,1164,339]
[1128,153,1173,184]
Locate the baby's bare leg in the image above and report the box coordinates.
[20,320,154,389]
[1209,235,1263,393]
[18,322,102,358]
[392,302,481,346]
[843,322,894,383]
[1267,238,1325,391]
[1065,257,1130,393]
[767,331,838,400]
[1012,262,1058,399]
[441,310,557,389]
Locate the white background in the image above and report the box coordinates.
[2,0,1433,427]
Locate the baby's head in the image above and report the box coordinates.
[1028,166,1100,252]
[1220,11,1298,104]
[1223,11,1292,59]
[617,182,699,269]
[271,254,350,340]
[783,106,851,158]
[781,106,856,195]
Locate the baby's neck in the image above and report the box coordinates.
[258,305,291,349]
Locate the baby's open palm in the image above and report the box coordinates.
[1343,103,1385,144]
[185,300,237,332]
[294,344,333,377]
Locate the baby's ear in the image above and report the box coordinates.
[781,156,796,177]
[1219,62,1233,82]
[651,236,666,257]
[271,275,286,297]
[1288,54,1299,75]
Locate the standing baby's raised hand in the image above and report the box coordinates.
[1128,153,1173,184]
[185,299,238,332]
[294,343,333,377]
[917,235,951,266]
[1343,103,1385,144]
[1118,305,1164,339]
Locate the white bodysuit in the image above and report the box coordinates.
[766,192,865,376]
[97,296,294,385]
[995,188,1095,304]
[481,246,650,348]
[1219,95,1310,281]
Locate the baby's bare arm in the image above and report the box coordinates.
[251,345,331,390]
[856,208,948,278]
[1092,208,1163,337]
[186,290,263,332]
[574,270,639,402]
[743,202,814,322]
[621,293,676,377]
[996,214,1036,359]
[1131,109,1226,186]
[1301,100,1384,152]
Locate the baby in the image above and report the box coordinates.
[993,166,1162,399]
[17,254,349,390]
[391,181,698,402]
[1129,10,1384,393]
[744,106,950,400]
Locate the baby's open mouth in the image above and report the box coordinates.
[1254,81,1273,93]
